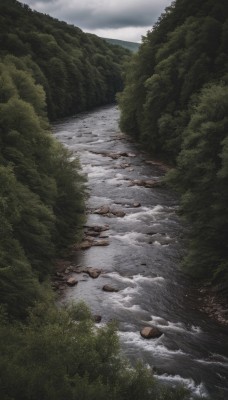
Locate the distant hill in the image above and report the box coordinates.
[103,38,140,52]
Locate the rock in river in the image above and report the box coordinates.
[84,224,109,232]
[102,285,119,293]
[93,239,109,246]
[79,240,93,250]
[66,277,78,287]
[87,268,102,279]
[133,202,141,208]
[94,205,110,215]
[111,209,126,217]
[75,267,102,279]
[85,230,100,237]
[140,326,162,339]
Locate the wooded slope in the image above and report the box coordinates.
[118,0,228,291]
[0,0,130,120]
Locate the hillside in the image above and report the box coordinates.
[0,0,130,120]
[118,0,228,291]
[103,38,140,52]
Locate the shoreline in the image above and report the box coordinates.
[196,285,228,326]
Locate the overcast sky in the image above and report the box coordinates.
[20,0,171,42]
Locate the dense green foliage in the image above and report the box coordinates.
[118,0,228,290]
[104,38,140,53]
[0,302,188,400]
[0,0,130,120]
[168,84,228,283]
[0,55,85,318]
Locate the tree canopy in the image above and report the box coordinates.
[0,0,130,120]
[118,0,228,291]
[0,56,86,318]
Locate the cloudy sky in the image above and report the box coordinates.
[20,0,171,42]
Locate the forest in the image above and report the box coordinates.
[119,0,228,293]
[0,0,189,399]
[1,0,227,397]
[0,0,130,120]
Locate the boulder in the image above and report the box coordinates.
[93,240,109,247]
[109,153,120,159]
[102,285,119,293]
[85,230,100,237]
[87,268,102,279]
[111,210,126,217]
[120,163,131,169]
[85,225,109,232]
[76,267,102,279]
[94,206,110,215]
[144,180,161,188]
[74,266,86,274]
[85,235,98,242]
[140,326,162,339]
[130,179,144,187]
[80,240,93,250]
[66,277,78,287]
[99,233,109,239]
[133,202,141,208]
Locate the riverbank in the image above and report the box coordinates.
[196,286,228,326]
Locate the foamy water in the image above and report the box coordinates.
[142,317,202,334]
[118,331,185,357]
[155,374,208,398]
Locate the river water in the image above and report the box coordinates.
[54,105,228,399]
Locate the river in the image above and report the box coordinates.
[53,105,228,399]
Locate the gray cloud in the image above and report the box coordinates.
[20,0,171,41]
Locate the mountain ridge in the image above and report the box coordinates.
[103,37,140,52]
